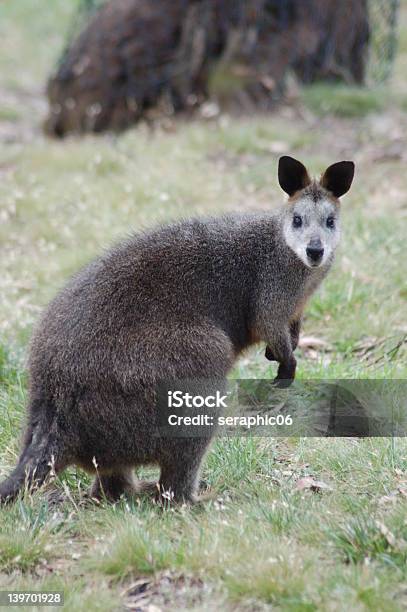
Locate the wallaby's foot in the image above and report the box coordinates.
[155,477,211,505]
[135,478,208,498]
[154,489,215,507]
[89,473,210,504]
[155,483,216,507]
[273,357,296,388]
[89,468,138,502]
[155,479,198,505]
[157,459,203,506]
[154,487,199,507]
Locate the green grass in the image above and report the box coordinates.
[1,0,407,610]
[301,84,387,118]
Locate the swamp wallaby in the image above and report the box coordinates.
[0,156,354,504]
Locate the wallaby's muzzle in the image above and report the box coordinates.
[306,239,324,265]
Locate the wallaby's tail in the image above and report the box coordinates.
[0,414,62,504]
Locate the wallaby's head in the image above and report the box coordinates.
[278,156,355,269]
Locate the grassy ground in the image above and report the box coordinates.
[1,1,407,610]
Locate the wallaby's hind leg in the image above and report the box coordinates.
[154,324,232,505]
[158,439,211,504]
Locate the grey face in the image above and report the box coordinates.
[282,195,340,268]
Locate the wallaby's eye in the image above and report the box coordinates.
[326,216,335,229]
[292,215,303,229]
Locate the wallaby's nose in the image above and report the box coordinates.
[306,240,324,264]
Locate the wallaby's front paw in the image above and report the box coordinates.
[273,358,296,388]
[265,346,277,361]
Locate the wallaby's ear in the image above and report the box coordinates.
[320,161,355,198]
[278,156,311,196]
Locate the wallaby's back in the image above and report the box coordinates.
[29,214,278,390]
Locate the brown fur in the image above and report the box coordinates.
[288,182,339,206]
